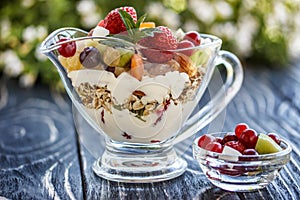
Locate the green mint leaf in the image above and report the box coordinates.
[118,9,135,30]
[136,14,147,29]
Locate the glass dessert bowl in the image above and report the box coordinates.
[40,7,243,183]
[193,131,292,192]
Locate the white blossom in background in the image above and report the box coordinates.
[146,2,165,19]
[210,22,236,39]
[19,73,36,88]
[273,2,288,26]
[289,13,300,58]
[234,15,259,57]
[22,26,36,42]
[162,9,180,29]
[35,46,47,61]
[22,0,35,8]
[1,18,11,40]
[189,0,215,24]
[36,25,48,40]
[183,20,199,32]
[22,25,48,43]
[1,50,24,77]
[243,0,256,10]
[214,1,233,19]
[77,0,100,28]
[266,2,289,32]
[146,2,180,29]
[289,32,300,58]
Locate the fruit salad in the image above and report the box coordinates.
[55,6,214,143]
[197,123,283,158]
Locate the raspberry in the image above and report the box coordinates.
[138,26,178,63]
[102,7,137,34]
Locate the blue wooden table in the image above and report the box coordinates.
[1,60,300,199]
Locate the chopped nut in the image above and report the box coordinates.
[133,90,146,97]
[132,100,144,110]
[145,103,156,111]
[174,53,197,77]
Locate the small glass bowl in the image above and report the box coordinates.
[192,132,292,192]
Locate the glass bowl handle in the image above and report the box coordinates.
[173,50,244,144]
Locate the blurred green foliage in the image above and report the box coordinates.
[0,0,299,90]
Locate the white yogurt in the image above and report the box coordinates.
[68,69,199,143]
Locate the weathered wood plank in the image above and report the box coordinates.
[0,79,83,200]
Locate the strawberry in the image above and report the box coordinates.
[138,26,178,63]
[102,7,137,34]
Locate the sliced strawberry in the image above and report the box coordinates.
[138,26,178,63]
[102,7,137,34]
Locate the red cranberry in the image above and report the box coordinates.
[225,141,245,154]
[235,123,249,138]
[183,31,201,46]
[239,129,258,149]
[222,132,238,144]
[198,134,215,148]
[57,38,76,57]
[267,132,281,145]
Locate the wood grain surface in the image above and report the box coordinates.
[0,59,300,200]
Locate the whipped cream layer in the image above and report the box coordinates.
[69,69,200,143]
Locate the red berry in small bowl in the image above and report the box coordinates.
[243,148,259,155]
[235,123,249,138]
[239,129,258,149]
[222,132,238,144]
[205,141,223,153]
[225,141,245,154]
[267,132,281,145]
[183,31,201,46]
[215,136,223,144]
[57,38,76,57]
[197,134,216,148]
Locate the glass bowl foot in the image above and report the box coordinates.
[92,142,187,183]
